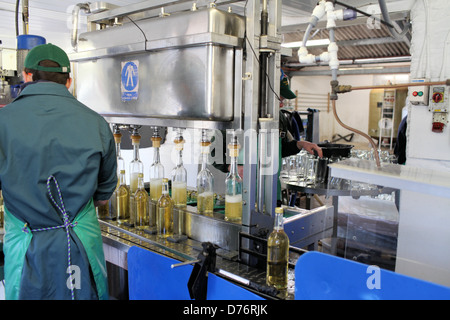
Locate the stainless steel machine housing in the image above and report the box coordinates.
[71,8,245,126]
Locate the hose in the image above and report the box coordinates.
[332,100,381,167]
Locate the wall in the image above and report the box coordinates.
[407,0,450,170]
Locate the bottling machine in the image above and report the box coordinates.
[69,0,334,299]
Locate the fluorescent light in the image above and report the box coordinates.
[281,39,330,48]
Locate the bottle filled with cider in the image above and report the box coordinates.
[224,135,242,224]
[266,207,289,296]
[157,178,173,238]
[116,169,130,225]
[133,173,149,230]
[129,129,144,226]
[196,130,214,216]
[109,125,125,220]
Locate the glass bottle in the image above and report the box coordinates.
[110,128,125,220]
[129,132,144,194]
[266,207,289,296]
[171,130,187,240]
[96,201,110,219]
[196,130,214,216]
[129,131,144,226]
[224,136,242,224]
[149,133,164,203]
[133,173,149,230]
[156,178,173,238]
[116,169,130,225]
[149,128,165,233]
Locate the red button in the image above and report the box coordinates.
[412,91,418,96]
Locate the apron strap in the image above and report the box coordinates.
[24,175,78,300]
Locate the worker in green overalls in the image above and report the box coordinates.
[0,44,117,299]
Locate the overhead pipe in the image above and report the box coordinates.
[378,0,410,41]
[297,1,381,166]
[71,3,91,51]
[258,0,269,118]
[22,0,29,35]
[334,80,450,93]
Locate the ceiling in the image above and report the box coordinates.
[0,0,413,71]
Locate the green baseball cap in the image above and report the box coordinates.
[24,43,71,73]
[280,70,296,100]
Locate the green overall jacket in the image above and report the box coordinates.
[0,81,117,299]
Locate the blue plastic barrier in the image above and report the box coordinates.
[127,246,264,300]
[295,251,450,300]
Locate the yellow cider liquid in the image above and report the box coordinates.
[266,230,289,293]
[225,194,242,224]
[172,181,187,207]
[157,193,173,238]
[116,185,130,224]
[134,188,149,230]
[150,178,163,202]
[197,191,214,216]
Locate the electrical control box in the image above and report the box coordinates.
[429,85,449,112]
[428,85,449,133]
[408,79,429,105]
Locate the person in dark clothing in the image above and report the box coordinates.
[212,72,322,173]
[394,115,407,164]
[0,44,117,300]
[279,71,322,158]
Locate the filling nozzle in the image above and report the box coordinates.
[151,126,162,148]
[200,129,211,153]
[174,128,185,151]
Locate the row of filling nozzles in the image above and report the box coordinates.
[97,126,244,240]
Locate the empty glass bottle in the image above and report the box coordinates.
[156,178,173,238]
[224,136,242,224]
[266,207,289,296]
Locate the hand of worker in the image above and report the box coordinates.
[94,200,109,207]
[297,140,323,158]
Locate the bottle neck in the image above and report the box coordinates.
[119,171,126,185]
[201,150,208,171]
[137,176,144,189]
[229,156,238,176]
[273,212,284,231]
[153,146,161,164]
[176,149,183,167]
[133,143,140,161]
[116,142,122,157]
[162,181,169,195]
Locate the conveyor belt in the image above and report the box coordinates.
[99,219,297,299]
